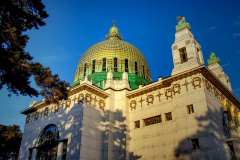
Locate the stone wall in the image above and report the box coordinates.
[127,73,235,160]
[19,102,105,160]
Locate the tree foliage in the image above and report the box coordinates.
[0,0,69,103]
[0,124,22,160]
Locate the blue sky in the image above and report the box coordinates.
[1,0,240,130]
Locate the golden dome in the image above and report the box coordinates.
[73,24,151,89]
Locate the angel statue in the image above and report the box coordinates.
[177,16,186,24]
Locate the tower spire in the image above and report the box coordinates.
[171,16,204,75]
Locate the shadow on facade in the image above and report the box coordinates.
[174,105,236,160]
[20,102,142,160]
[101,109,141,160]
[20,102,83,160]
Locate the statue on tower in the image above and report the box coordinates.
[176,16,191,31]
[177,16,186,24]
[208,52,220,65]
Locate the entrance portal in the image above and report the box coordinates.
[36,124,59,160]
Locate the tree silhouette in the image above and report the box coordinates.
[0,124,22,160]
[0,0,69,103]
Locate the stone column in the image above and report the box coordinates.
[57,142,64,160]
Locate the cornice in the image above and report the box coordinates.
[127,66,240,108]
[21,82,109,115]
[127,66,203,98]
[69,82,109,98]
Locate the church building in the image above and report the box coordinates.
[19,17,240,160]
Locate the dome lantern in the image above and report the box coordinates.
[106,23,122,40]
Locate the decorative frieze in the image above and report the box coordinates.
[129,76,203,111]
[203,77,225,103]
[26,92,106,124]
[129,74,239,114]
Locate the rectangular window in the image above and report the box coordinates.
[187,104,194,114]
[102,58,106,71]
[135,61,138,74]
[92,60,96,73]
[144,115,162,126]
[125,59,129,72]
[134,120,140,128]
[179,47,188,63]
[142,65,145,78]
[165,112,172,121]
[114,57,118,72]
[191,138,200,150]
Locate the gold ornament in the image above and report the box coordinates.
[139,97,145,108]
[85,93,92,104]
[77,93,84,104]
[165,88,173,100]
[130,100,137,111]
[192,77,201,89]
[155,91,163,102]
[172,84,181,95]
[146,94,154,105]
[98,99,105,110]
[66,99,71,108]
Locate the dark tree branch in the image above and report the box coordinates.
[0,0,69,103]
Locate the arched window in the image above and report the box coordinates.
[37,124,59,160]
[113,57,118,72]
[38,124,59,146]
[135,61,138,74]
[179,47,188,63]
[92,59,96,73]
[125,59,129,72]
[142,65,145,78]
[83,63,87,77]
[102,58,106,71]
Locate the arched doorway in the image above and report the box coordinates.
[36,124,59,160]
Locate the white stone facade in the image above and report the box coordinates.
[19,18,240,160]
[19,97,105,160]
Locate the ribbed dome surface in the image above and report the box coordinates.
[81,38,143,61]
[73,24,151,88]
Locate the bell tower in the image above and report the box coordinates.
[171,16,204,75]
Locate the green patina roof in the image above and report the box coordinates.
[208,52,220,65]
[72,72,151,90]
[176,16,191,32]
